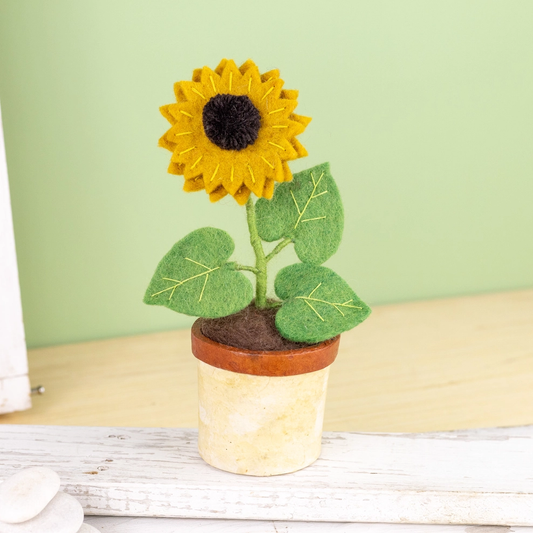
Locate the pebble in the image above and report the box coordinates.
[0,467,60,524]
[77,525,100,533]
[0,492,84,533]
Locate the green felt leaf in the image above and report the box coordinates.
[143,227,253,318]
[275,263,371,343]
[255,162,344,265]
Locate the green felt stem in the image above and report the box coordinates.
[246,197,268,308]
[266,237,293,263]
[265,300,282,309]
[234,264,260,274]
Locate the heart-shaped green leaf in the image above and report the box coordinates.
[275,263,371,343]
[255,162,343,265]
[144,227,253,317]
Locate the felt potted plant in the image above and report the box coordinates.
[144,59,371,476]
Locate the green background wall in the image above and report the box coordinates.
[1,0,532,348]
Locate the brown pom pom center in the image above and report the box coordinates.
[202,94,261,151]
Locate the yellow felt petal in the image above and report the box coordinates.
[263,98,298,122]
[179,81,209,103]
[222,180,241,197]
[219,60,242,93]
[164,104,181,121]
[280,89,299,100]
[167,130,198,154]
[274,158,285,183]
[284,119,305,136]
[282,161,293,182]
[243,163,266,197]
[239,61,262,96]
[221,163,245,196]
[203,162,224,194]
[192,68,202,82]
[166,126,194,145]
[268,123,298,146]
[158,133,176,151]
[169,129,197,150]
[233,186,251,205]
[263,178,275,199]
[183,176,205,192]
[209,186,228,203]
[160,105,177,125]
[169,102,198,122]
[290,113,312,128]
[261,68,280,82]
[239,59,259,76]
[290,138,308,158]
[256,78,284,107]
[215,58,228,76]
[162,102,197,127]
[258,153,276,175]
[168,162,185,175]
[173,82,188,102]
[170,144,200,164]
[265,137,298,162]
[183,157,204,180]
[200,66,222,97]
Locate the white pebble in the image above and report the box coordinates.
[0,492,83,533]
[0,467,60,524]
[77,525,100,533]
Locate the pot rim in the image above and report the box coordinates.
[191,319,340,377]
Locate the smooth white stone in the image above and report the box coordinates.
[0,467,60,524]
[0,492,84,533]
[76,524,100,533]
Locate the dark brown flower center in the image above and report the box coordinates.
[202,94,261,151]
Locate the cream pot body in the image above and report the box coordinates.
[191,320,340,476]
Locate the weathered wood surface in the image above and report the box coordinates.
[0,102,31,415]
[1,425,532,525]
[85,516,533,532]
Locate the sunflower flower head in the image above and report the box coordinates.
[159,59,311,205]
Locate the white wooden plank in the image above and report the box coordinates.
[85,516,533,532]
[0,101,31,414]
[1,425,532,525]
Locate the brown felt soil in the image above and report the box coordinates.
[199,303,314,352]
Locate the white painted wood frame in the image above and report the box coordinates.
[0,101,31,414]
[1,425,532,526]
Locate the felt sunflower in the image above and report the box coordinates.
[158,59,311,205]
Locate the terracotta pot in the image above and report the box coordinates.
[191,320,340,476]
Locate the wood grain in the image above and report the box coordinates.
[1,425,532,525]
[1,290,532,432]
